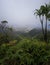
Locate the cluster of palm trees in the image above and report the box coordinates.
[34,3,50,43]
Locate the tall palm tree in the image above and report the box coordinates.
[34,9,44,40]
[34,3,50,43]
[40,4,50,42]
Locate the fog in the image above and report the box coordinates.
[0,0,50,31]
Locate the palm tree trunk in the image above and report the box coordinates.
[39,16,44,40]
[44,16,48,43]
[41,21,44,40]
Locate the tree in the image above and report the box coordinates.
[34,3,50,43]
[0,20,9,43]
[40,4,50,42]
[0,20,13,43]
[34,8,44,40]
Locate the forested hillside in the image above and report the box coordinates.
[0,2,50,65]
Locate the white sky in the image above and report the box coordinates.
[0,0,50,31]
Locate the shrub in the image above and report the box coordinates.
[0,39,50,65]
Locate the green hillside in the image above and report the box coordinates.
[0,38,50,65]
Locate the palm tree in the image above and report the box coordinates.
[34,9,44,40]
[40,4,50,42]
[34,3,50,43]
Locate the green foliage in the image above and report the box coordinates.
[0,39,50,65]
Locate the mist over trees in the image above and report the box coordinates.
[0,2,50,65]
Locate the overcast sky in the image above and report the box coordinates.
[0,0,50,31]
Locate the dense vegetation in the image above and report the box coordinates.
[0,39,50,65]
[0,3,50,65]
[0,27,50,65]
